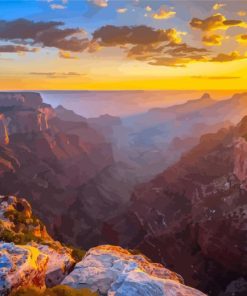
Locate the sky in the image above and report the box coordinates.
[0,0,246,90]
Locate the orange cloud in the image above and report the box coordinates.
[117,8,127,14]
[59,51,78,59]
[90,0,108,7]
[190,13,247,31]
[152,7,176,20]
[202,34,224,46]
[212,3,225,11]
[236,34,247,44]
[237,11,246,17]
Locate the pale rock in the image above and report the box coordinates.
[31,243,75,287]
[0,242,48,295]
[62,245,206,296]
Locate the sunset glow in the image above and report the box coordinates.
[0,0,246,90]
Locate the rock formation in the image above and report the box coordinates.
[0,242,48,295]
[63,245,206,296]
[0,195,75,290]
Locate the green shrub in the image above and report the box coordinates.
[4,209,27,225]
[71,247,86,262]
[10,286,99,296]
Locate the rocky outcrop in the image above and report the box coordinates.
[0,242,48,295]
[55,105,87,122]
[0,93,50,142]
[0,195,52,243]
[6,109,48,134]
[31,243,75,287]
[0,195,75,288]
[62,245,205,296]
[0,92,43,109]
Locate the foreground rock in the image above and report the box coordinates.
[63,245,205,296]
[0,242,47,295]
[0,195,75,289]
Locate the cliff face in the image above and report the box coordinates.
[0,92,114,236]
[0,114,9,145]
[0,92,43,109]
[0,93,50,143]
[104,117,247,295]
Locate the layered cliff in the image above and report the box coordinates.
[0,92,114,236]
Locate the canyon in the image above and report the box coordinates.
[0,91,246,295]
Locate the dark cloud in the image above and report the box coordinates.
[210,51,246,62]
[127,43,210,67]
[149,55,207,67]
[92,25,182,46]
[0,45,37,53]
[165,43,209,57]
[0,19,88,52]
[190,13,246,31]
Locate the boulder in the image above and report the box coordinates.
[62,245,206,296]
[32,243,75,288]
[0,242,48,295]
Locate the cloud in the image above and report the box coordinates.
[236,34,247,44]
[0,45,37,53]
[0,19,89,52]
[148,57,202,67]
[50,4,66,10]
[210,51,246,62]
[165,43,209,57]
[93,25,183,46]
[190,13,247,31]
[59,51,78,59]
[152,7,176,20]
[87,41,102,53]
[238,11,246,17]
[29,72,83,78]
[128,43,210,67]
[90,0,108,7]
[91,25,217,67]
[192,75,240,80]
[202,34,224,46]
[149,50,247,67]
[117,8,127,14]
[212,3,225,11]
